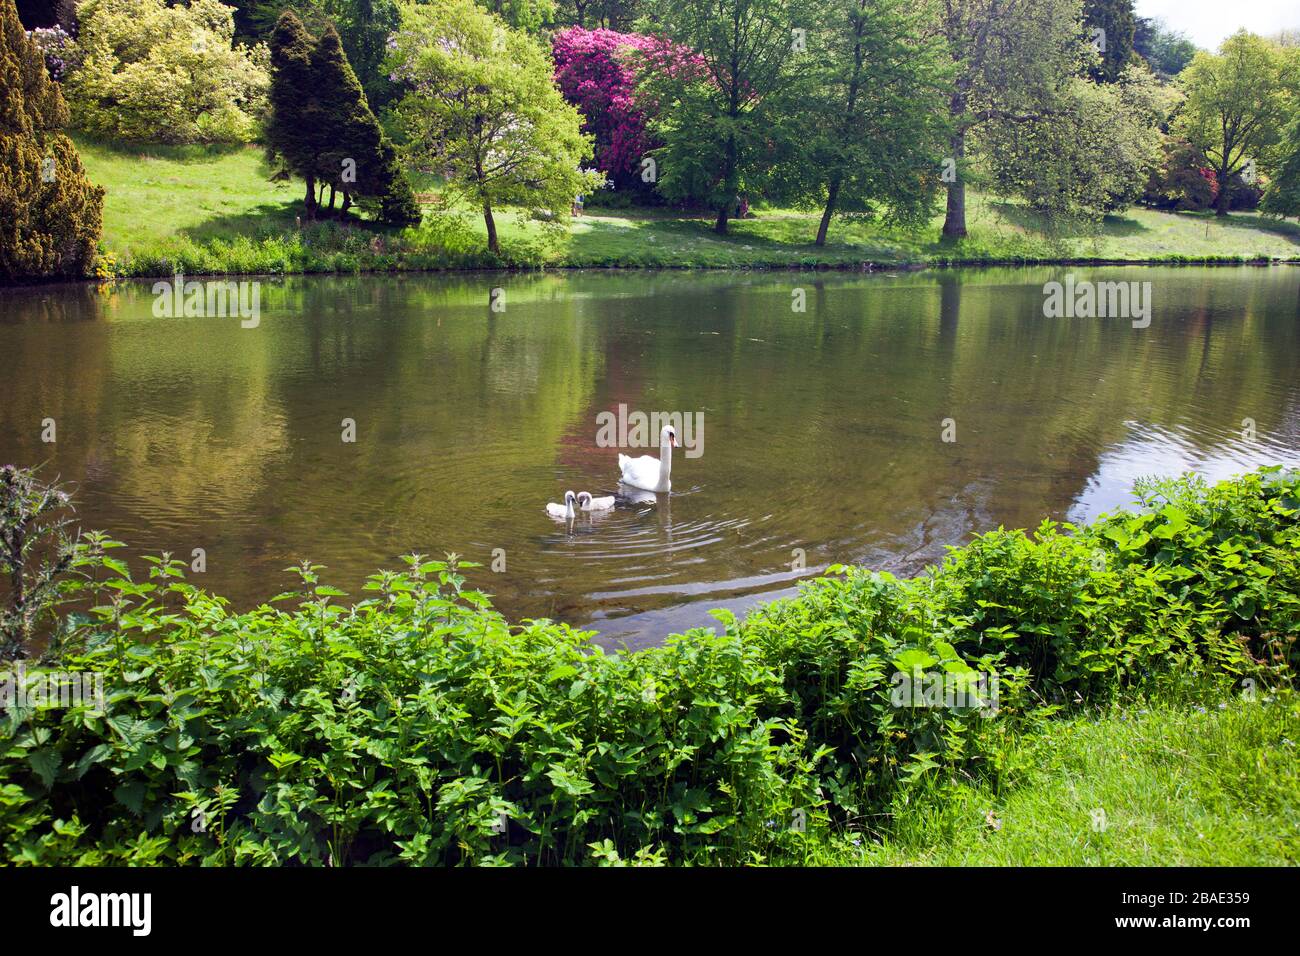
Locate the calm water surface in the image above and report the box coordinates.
[2,267,1298,648]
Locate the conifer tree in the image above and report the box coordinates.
[0,0,103,279]
[266,10,322,217]
[266,13,417,224]
[310,24,418,223]
[1083,0,1137,83]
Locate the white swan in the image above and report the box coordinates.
[546,490,577,520]
[577,491,615,511]
[618,425,676,492]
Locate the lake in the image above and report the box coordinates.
[2,266,1298,649]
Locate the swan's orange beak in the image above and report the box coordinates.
[669,434,677,447]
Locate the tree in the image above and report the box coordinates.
[63,0,269,144]
[936,0,1086,239]
[641,0,813,235]
[1,0,103,279]
[1176,31,1297,217]
[388,0,601,254]
[1081,0,1134,83]
[251,0,402,106]
[554,0,638,29]
[1133,16,1195,78]
[329,0,401,105]
[551,26,698,198]
[265,12,417,223]
[1144,139,1216,211]
[474,0,554,32]
[309,24,419,222]
[796,0,950,245]
[984,64,1163,230]
[266,10,321,215]
[1261,116,1300,219]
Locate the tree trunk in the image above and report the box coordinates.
[816,180,841,247]
[1215,172,1231,217]
[484,202,499,254]
[327,184,336,214]
[715,125,737,236]
[340,192,351,218]
[941,128,967,239]
[943,178,967,239]
[819,10,866,248]
[304,174,316,220]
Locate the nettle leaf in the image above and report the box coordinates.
[546,764,595,797]
[892,649,936,673]
[931,640,961,661]
[72,744,113,780]
[28,749,62,789]
[114,780,147,815]
[107,715,163,749]
[545,664,578,683]
[268,752,303,770]
[102,557,131,578]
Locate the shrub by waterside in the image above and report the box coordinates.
[1,468,1296,865]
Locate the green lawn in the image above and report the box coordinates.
[79,138,302,250]
[77,136,1300,276]
[807,691,1300,867]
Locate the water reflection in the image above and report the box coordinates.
[1,266,1297,649]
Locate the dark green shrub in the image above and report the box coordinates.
[0,0,103,280]
[0,468,1294,865]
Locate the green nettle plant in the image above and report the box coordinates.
[0,467,1295,864]
[0,465,85,660]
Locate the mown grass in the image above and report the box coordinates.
[806,690,1300,867]
[77,136,1300,277]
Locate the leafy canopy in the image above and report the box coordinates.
[63,0,269,145]
[388,0,602,251]
[1175,30,1299,212]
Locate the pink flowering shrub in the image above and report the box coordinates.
[552,26,701,196]
[26,25,76,81]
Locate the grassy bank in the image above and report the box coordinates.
[810,692,1299,866]
[2,467,1296,866]
[77,138,1300,277]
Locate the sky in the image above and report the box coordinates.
[1134,0,1300,50]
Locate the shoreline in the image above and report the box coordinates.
[4,254,1299,289]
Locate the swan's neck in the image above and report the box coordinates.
[659,438,673,483]
[565,500,574,519]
